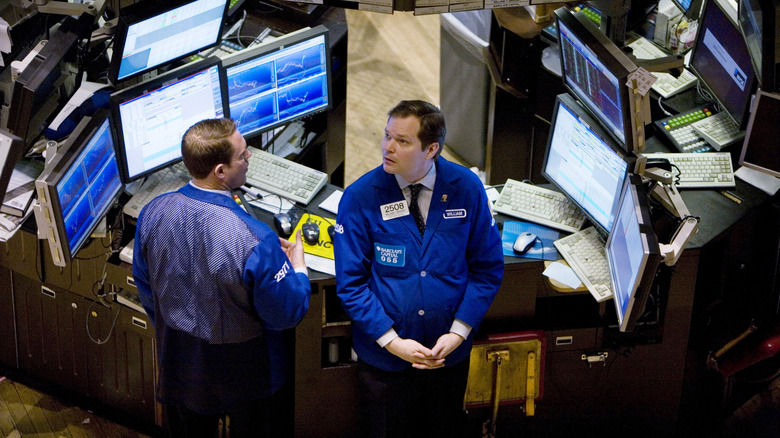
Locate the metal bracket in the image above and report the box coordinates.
[581,351,609,366]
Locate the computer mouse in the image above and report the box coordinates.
[274,212,296,237]
[327,225,335,240]
[301,221,320,245]
[513,232,537,255]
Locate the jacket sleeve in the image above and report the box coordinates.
[243,236,311,331]
[454,185,504,332]
[334,187,396,342]
[132,214,156,325]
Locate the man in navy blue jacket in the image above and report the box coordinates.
[334,100,504,438]
[133,118,310,438]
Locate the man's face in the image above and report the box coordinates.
[381,115,438,182]
[222,130,250,189]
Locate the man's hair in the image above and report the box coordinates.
[181,118,237,179]
[388,100,446,158]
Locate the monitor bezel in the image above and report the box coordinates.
[109,57,227,184]
[554,7,638,154]
[0,129,25,206]
[738,89,780,177]
[222,25,333,141]
[689,0,759,129]
[606,173,662,333]
[542,93,634,237]
[108,0,228,85]
[44,110,124,264]
[738,0,780,92]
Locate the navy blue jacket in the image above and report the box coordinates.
[334,158,504,372]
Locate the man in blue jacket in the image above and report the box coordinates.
[133,118,311,438]
[334,100,504,438]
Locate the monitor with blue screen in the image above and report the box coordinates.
[690,0,758,129]
[222,26,331,140]
[554,7,638,154]
[606,173,661,332]
[542,93,632,236]
[109,0,228,84]
[110,57,226,183]
[35,110,124,267]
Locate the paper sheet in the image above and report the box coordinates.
[543,261,584,289]
[735,166,780,196]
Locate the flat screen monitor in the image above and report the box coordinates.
[554,7,638,154]
[672,0,705,19]
[738,90,780,177]
[738,0,780,92]
[109,0,228,84]
[542,93,632,236]
[606,173,662,332]
[690,0,759,129]
[0,130,24,206]
[110,57,226,183]
[222,25,331,140]
[34,110,124,267]
[8,28,79,148]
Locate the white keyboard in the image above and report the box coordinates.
[690,112,745,151]
[627,36,698,98]
[553,226,613,302]
[644,152,735,188]
[651,69,698,99]
[123,163,191,219]
[493,179,586,233]
[245,146,327,205]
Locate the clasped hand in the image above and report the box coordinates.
[385,333,464,370]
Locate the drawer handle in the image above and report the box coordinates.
[555,336,573,346]
[126,276,136,287]
[131,316,147,329]
[41,286,56,299]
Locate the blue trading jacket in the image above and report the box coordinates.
[334,157,504,372]
[133,184,310,410]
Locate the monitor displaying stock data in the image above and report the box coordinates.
[222,26,331,139]
[543,93,632,236]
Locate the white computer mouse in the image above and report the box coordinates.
[513,232,537,255]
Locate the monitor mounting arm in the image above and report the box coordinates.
[626,52,687,78]
[34,0,106,18]
[635,156,699,266]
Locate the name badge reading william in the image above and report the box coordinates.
[443,209,467,219]
[380,200,410,221]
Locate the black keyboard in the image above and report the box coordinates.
[654,106,716,154]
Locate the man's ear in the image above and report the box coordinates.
[426,142,440,159]
[214,163,226,179]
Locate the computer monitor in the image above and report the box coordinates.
[0,129,24,206]
[34,110,124,267]
[222,25,332,140]
[554,7,639,154]
[110,57,226,183]
[8,27,79,148]
[738,90,780,177]
[690,0,759,129]
[542,93,632,236]
[109,0,228,84]
[672,0,705,19]
[738,0,780,92]
[606,173,662,332]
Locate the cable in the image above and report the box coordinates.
[86,297,121,345]
[657,94,673,117]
